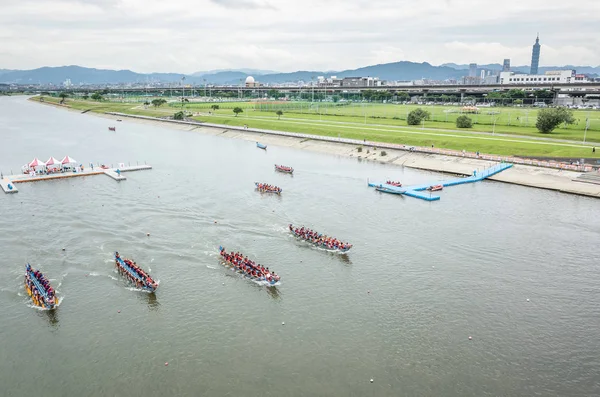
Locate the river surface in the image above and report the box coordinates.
[1,96,600,397]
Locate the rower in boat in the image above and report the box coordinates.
[386,180,402,187]
[288,224,352,252]
[218,246,280,285]
[274,164,294,174]
[255,182,282,194]
[24,263,59,309]
[114,252,158,291]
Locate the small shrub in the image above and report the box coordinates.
[380,151,387,156]
[407,108,430,125]
[357,146,363,152]
[456,115,473,128]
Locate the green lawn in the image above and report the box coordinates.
[32,96,600,159]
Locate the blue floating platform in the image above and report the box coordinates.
[370,163,512,201]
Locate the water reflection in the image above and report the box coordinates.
[41,308,59,328]
[265,286,281,300]
[139,292,160,311]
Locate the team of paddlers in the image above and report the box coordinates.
[25,264,57,309]
[274,164,294,173]
[219,247,280,284]
[114,252,158,290]
[289,224,352,252]
[255,182,282,194]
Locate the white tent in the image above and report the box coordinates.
[28,158,46,172]
[61,156,77,165]
[28,158,46,168]
[45,157,62,168]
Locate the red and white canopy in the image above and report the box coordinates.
[61,156,77,164]
[45,157,62,166]
[28,158,46,168]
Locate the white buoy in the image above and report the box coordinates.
[370,379,374,383]
[222,282,225,285]
[526,299,530,302]
[282,322,285,325]
[468,336,472,340]
[118,310,121,313]
[165,362,168,366]
[146,233,150,237]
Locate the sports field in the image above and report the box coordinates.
[32,96,600,159]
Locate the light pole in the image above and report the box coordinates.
[311,76,315,103]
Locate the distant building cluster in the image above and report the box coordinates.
[315,76,384,88]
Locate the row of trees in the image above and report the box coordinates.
[405,106,575,133]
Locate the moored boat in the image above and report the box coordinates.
[218,246,280,285]
[274,164,294,174]
[289,224,352,252]
[386,180,402,187]
[108,127,116,131]
[427,184,443,191]
[255,182,282,194]
[114,252,158,292]
[256,142,267,150]
[376,186,405,195]
[24,264,58,309]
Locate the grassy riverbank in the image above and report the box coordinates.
[31,96,600,159]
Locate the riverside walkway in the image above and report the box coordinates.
[1,164,151,194]
[368,163,513,201]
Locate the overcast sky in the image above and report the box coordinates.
[1,0,599,73]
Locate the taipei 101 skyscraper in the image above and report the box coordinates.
[530,34,541,75]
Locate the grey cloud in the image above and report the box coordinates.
[210,0,276,9]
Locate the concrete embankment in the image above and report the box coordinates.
[35,105,600,198]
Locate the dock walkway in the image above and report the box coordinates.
[1,165,152,194]
[369,163,513,201]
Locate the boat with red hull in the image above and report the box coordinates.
[275,164,294,174]
[427,184,443,191]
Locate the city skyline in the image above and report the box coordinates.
[1,0,599,73]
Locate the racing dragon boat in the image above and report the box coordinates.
[255,182,282,194]
[274,164,294,174]
[218,246,280,285]
[24,264,58,309]
[289,224,353,252]
[114,252,158,292]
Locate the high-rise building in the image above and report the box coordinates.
[503,59,511,72]
[530,34,541,75]
[469,63,477,77]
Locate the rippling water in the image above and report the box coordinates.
[1,97,600,397]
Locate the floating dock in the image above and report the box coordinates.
[1,164,152,194]
[369,163,513,201]
[1,178,18,194]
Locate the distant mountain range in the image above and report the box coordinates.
[192,68,278,77]
[0,62,598,85]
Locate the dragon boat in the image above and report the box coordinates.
[255,182,282,194]
[218,246,280,285]
[114,252,158,292]
[288,224,353,252]
[24,264,58,309]
[385,180,402,187]
[274,164,294,174]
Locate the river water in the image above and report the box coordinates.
[1,97,600,397]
